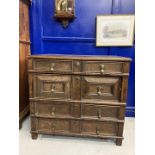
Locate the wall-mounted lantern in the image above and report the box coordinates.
[54,0,75,28]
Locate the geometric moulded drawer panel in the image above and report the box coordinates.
[81,120,118,136]
[82,76,121,101]
[34,74,71,99]
[83,61,123,74]
[82,103,120,119]
[33,60,72,73]
[30,101,81,118]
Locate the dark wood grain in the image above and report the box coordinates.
[28,55,131,145]
[116,123,124,146]
[72,76,81,100]
[19,0,30,128]
[121,77,129,102]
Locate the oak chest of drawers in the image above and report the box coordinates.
[28,54,131,145]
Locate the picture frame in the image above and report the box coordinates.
[55,0,74,14]
[96,15,135,46]
[54,0,75,28]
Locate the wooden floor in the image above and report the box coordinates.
[19,117,135,155]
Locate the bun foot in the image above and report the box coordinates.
[19,122,22,130]
[32,133,38,139]
[116,139,123,146]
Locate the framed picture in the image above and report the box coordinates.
[96,15,135,46]
[54,0,75,28]
[55,0,74,14]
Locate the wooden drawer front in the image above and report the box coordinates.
[33,60,72,72]
[71,103,81,118]
[83,61,123,74]
[35,101,80,118]
[70,120,81,133]
[99,121,118,136]
[34,74,71,99]
[37,118,70,133]
[82,104,119,119]
[82,76,121,101]
[81,121,118,136]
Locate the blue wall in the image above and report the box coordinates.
[29,0,135,117]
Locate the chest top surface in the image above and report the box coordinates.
[28,54,132,62]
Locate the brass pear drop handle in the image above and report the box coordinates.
[100,64,105,73]
[96,126,100,135]
[98,110,102,119]
[51,106,55,116]
[97,86,102,96]
[51,122,56,131]
[51,85,55,93]
[50,63,55,71]
[52,127,55,131]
